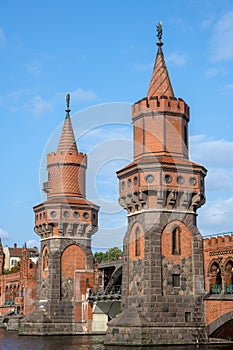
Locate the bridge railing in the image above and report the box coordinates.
[224,284,233,294]
[209,284,233,294]
[210,284,222,294]
[87,285,121,302]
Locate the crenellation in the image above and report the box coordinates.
[106,27,207,346]
[132,95,190,121]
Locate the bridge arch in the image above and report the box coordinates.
[208,310,233,340]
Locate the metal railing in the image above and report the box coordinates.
[210,284,222,294]
[225,284,233,294]
[88,285,121,302]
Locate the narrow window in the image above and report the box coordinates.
[135,226,140,257]
[172,227,181,255]
[184,125,188,147]
[172,274,180,287]
[185,312,191,323]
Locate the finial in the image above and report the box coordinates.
[66,93,71,114]
[156,21,163,46]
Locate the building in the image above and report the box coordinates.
[19,94,99,335]
[3,243,38,271]
[105,26,208,345]
[203,233,233,339]
[0,240,38,318]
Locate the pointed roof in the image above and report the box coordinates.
[57,94,78,153]
[147,26,174,100]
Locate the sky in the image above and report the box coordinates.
[1,0,233,251]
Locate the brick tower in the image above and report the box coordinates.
[0,239,4,275]
[105,25,208,345]
[20,95,99,335]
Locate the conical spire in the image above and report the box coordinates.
[147,22,174,100]
[57,94,78,153]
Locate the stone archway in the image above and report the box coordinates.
[208,310,233,341]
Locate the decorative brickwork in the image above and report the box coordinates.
[0,242,38,317]
[105,31,208,346]
[19,96,99,335]
[203,233,233,338]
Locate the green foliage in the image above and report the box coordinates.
[94,247,123,263]
[4,262,20,274]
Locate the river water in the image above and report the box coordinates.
[0,330,232,350]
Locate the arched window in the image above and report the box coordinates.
[225,260,233,293]
[42,246,49,278]
[172,226,181,255]
[135,226,140,257]
[184,125,188,147]
[209,262,222,294]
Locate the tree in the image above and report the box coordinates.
[94,247,122,263]
[94,251,105,264]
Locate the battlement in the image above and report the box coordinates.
[132,96,190,120]
[47,151,87,167]
[203,232,233,249]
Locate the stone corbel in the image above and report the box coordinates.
[157,189,165,208]
[179,191,192,210]
[166,190,177,209]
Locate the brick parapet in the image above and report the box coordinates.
[132,96,190,121]
[47,151,87,168]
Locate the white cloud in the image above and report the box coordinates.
[71,88,98,102]
[167,53,187,66]
[0,228,9,240]
[27,239,40,248]
[190,134,233,235]
[26,62,42,76]
[209,10,233,62]
[205,67,221,78]
[190,134,233,167]
[199,197,233,235]
[206,168,233,192]
[25,95,53,116]
[131,62,153,72]
[222,83,233,96]
[202,15,215,29]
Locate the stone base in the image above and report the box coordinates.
[7,315,24,331]
[19,309,90,335]
[105,308,208,346]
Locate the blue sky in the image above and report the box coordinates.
[1,0,233,250]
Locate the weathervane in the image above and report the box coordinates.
[66,93,71,113]
[156,21,163,46]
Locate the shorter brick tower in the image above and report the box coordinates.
[0,239,4,275]
[20,95,99,335]
[105,26,208,345]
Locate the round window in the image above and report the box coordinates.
[127,179,132,188]
[177,176,184,184]
[73,211,79,218]
[83,212,89,219]
[146,174,154,183]
[50,211,56,218]
[63,211,69,217]
[164,174,172,183]
[189,177,196,186]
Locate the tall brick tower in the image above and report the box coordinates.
[20,95,99,335]
[106,25,208,345]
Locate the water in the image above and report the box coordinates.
[0,330,232,350]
